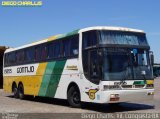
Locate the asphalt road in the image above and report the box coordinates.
[0,78,160,118]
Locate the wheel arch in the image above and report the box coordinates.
[18,81,23,87]
[67,82,80,92]
[67,82,82,100]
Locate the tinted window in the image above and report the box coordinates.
[82,30,97,49]
[25,47,34,62]
[47,43,54,59]
[4,54,9,66]
[41,45,47,60]
[99,31,148,46]
[8,52,16,66]
[53,42,61,58]
[35,46,41,61]
[82,51,89,78]
[62,39,70,57]
[16,50,25,64]
[70,35,79,56]
[90,50,99,80]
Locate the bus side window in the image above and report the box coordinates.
[9,52,16,66]
[35,46,41,62]
[82,30,97,49]
[16,50,25,64]
[70,35,79,56]
[53,42,61,59]
[25,47,34,63]
[41,45,47,60]
[62,39,70,57]
[47,43,54,59]
[4,54,8,67]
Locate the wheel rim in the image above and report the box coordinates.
[14,88,17,96]
[72,91,80,104]
[19,86,24,97]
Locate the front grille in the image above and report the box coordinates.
[135,85,145,88]
[146,84,154,89]
[121,84,145,88]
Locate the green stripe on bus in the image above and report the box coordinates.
[56,29,79,40]
[133,81,145,85]
[45,60,66,97]
[38,60,66,97]
[38,62,56,96]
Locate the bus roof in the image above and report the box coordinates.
[80,26,144,33]
[5,26,145,53]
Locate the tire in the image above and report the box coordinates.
[67,86,81,108]
[13,84,19,98]
[18,84,24,99]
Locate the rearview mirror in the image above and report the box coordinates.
[150,51,154,66]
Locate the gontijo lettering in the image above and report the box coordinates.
[17,66,34,73]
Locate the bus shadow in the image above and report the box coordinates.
[7,95,154,113]
[81,102,154,113]
[7,95,70,106]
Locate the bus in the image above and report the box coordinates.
[3,26,154,108]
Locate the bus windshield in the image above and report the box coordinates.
[99,30,148,46]
[102,48,153,81]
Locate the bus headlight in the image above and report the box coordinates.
[147,92,154,95]
[110,94,120,101]
[103,85,121,90]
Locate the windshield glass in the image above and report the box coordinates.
[102,48,153,81]
[99,30,148,46]
[131,49,153,80]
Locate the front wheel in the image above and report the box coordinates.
[67,86,81,108]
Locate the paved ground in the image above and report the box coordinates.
[0,78,160,118]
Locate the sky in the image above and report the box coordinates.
[0,0,160,63]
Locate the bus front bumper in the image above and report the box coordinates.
[101,89,154,103]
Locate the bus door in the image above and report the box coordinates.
[85,50,100,100]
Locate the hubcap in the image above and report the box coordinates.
[72,91,80,104]
[14,88,17,95]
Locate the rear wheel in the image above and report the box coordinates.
[18,84,24,99]
[67,86,81,108]
[13,84,19,98]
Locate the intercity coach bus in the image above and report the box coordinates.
[3,26,154,107]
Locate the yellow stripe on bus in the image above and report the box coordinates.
[3,63,47,96]
[34,62,47,96]
[146,80,154,84]
[47,34,61,41]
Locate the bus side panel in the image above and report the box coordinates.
[54,59,80,99]
[3,63,47,96]
[38,60,67,98]
[3,75,46,96]
[3,76,13,93]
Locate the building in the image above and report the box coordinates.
[0,46,8,88]
[153,63,160,77]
